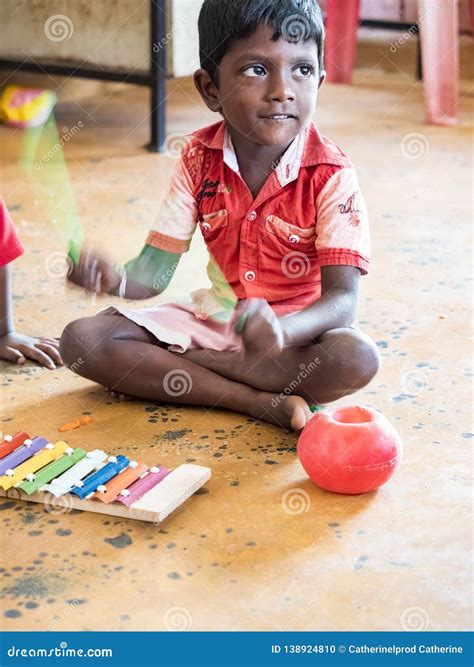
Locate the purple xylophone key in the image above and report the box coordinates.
[0,437,48,476]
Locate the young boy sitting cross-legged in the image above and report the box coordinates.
[60,0,380,431]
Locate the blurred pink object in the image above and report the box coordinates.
[324,0,461,126]
[325,0,360,84]
[419,0,459,125]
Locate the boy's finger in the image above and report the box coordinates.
[40,338,60,349]
[18,344,56,370]
[95,270,102,294]
[36,343,63,366]
[2,347,26,364]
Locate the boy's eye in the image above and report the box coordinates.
[295,64,315,77]
[242,65,266,77]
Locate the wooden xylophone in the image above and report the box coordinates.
[0,432,211,523]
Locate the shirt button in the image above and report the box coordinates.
[289,234,300,243]
[247,211,257,222]
[201,222,211,232]
[244,270,256,282]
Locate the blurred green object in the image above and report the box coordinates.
[20,112,84,265]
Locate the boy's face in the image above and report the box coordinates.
[195,24,325,147]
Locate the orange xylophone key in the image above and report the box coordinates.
[93,461,148,504]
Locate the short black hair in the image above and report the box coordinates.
[198,0,325,87]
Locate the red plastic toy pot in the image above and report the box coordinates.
[297,405,403,495]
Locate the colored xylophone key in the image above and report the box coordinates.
[0,432,30,459]
[0,441,69,490]
[0,436,43,476]
[93,461,148,504]
[17,447,87,495]
[117,465,170,507]
[41,449,107,497]
[70,455,129,499]
[130,464,209,520]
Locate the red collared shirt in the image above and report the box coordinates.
[146,120,370,318]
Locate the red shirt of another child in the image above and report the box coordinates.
[0,197,24,268]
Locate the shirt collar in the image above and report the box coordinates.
[221,123,307,187]
[189,120,348,184]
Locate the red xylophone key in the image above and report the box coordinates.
[0,432,31,459]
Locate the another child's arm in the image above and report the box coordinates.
[0,264,62,369]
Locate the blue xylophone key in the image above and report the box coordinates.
[70,455,129,499]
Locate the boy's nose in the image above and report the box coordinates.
[267,73,295,102]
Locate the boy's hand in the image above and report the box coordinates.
[68,247,122,295]
[0,333,62,370]
[236,298,284,358]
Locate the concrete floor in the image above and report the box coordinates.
[0,42,472,631]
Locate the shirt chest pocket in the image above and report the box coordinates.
[199,209,228,241]
[264,215,316,252]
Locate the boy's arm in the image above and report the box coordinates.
[69,144,199,299]
[0,265,62,368]
[68,244,181,299]
[279,265,360,347]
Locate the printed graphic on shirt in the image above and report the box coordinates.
[338,191,362,227]
[315,168,370,274]
[197,179,220,203]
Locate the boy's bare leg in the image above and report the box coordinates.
[183,322,380,405]
[59,314,313,431]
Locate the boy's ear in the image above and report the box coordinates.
[318,70,326,90]
[193,68,221,113]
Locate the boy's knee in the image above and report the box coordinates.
[324,328,381,391]
[60,317,95,368]
[340,329,380,389]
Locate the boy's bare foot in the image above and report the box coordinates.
[251,393,313,431]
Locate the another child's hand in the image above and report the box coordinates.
[0,332,63,370]
[68,247,122,295]
[236,298,284,358]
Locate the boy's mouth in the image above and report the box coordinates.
[260,114,296,121]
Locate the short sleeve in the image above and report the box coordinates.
[315,168,370,274]
[0,197,24,268]
[145,155,198,254]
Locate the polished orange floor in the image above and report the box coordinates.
[0,40,472,631]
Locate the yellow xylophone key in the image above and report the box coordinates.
[0,441,69,491]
